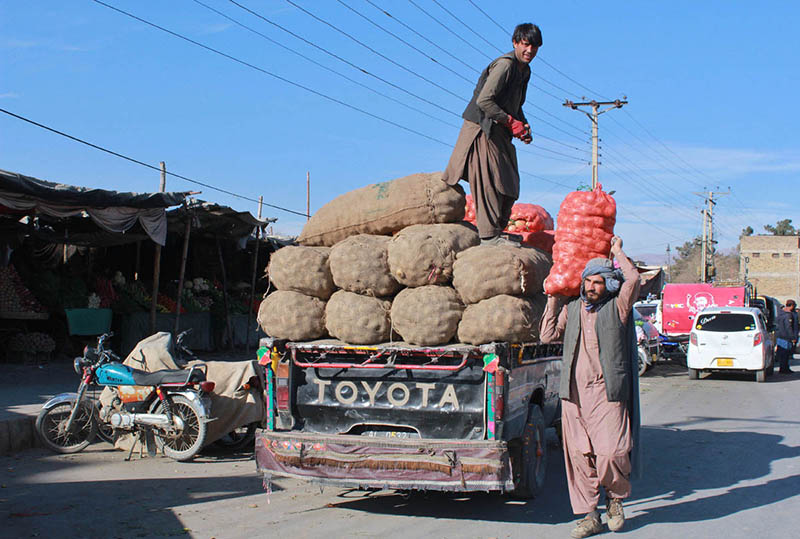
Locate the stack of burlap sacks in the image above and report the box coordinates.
[257,173,552,346]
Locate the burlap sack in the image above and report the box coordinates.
[298,172,466,246]
[457,294,547,345]
[388,223,479,287]
[267,246,334,299]
[391,286,464,346]
[329,234,401,297]
[257,291,327,341]
[453,245,552,304]
[325,290,392,344]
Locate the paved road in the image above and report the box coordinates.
[3,361,799,538]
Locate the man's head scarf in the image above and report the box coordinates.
[580,257,625,308]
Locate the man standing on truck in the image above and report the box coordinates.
[442,23,542,247]
[540,236,641,538]
[775,300,795,374]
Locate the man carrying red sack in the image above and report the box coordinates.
[539,236,642,537]
[442,23,542,247]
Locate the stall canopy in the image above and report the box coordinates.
[167,199,276,239]
[0,169,188,245]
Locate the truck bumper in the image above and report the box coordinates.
[256,430,514,493]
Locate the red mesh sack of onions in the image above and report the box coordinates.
[544,184,616,296]
[520,230,555,254]
[464,195,554,234]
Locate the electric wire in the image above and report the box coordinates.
[335,0,473,85]
[227,0,459,120]
[284,0,465,101]
[364,0,478,73]
[91,0,450,147]
[0,107,309,217]
[407,0,492,61]
[430,0,500,53]
[193,0,459,129]
[623,109,716,186]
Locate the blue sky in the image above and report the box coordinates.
[2,1,798,262]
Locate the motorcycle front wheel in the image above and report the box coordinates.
[35,401,98,454]
[152,395,207,461]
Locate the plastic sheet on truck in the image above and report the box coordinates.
[256,430,514,493]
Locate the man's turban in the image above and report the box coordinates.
[581,257,624,294]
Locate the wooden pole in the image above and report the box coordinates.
[245,196,264,354]
[216,236,234,351]
[306,171,310,220]
[134,240,141,281]
[149,162,167,335]
[173,203,192,336]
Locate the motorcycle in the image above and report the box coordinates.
[35,331,215,461]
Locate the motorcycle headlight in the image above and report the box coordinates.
[74,357,83,374]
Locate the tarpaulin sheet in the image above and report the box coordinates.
[0,169,187,245]
[256,430,514,492]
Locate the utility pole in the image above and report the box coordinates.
[564,98,627,189]
[306,171,311,221]
[666,244,671,283]
[694,189,730,282]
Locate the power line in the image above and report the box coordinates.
[623,109,717,185]
[0,106,309,217]
[430,0,500,53]
[406,0,492,60]
[284,0,464,101]
[364,0,478,74]
[336,0,473,85]
[192,0,458,129]
[227,0,458,120]
[92,0,450,146]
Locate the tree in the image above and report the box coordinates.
[740,226,753,238]
[763,219,797,236]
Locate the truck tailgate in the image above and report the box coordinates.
[256,430,513,492]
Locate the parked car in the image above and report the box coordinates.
[687,306,774,382]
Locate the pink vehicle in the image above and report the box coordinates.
[662,283,751,337]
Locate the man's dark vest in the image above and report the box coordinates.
[462,51,528,136]
[559,296,634,402]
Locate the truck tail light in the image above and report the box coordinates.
[275,361,290,411]
[753,333,763,347]
[690,332,698,346]
[494,371,505,421]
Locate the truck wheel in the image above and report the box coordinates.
[637,347,648,376]
[511,404,547,499]
[688,368,700,380]
[756,369,766,383]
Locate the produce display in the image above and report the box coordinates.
[0,265,47,314]
[545,184,616,297]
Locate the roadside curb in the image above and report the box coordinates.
[0,415,40,456]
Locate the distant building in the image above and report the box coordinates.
[739,235,800,303]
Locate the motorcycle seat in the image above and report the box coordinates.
[131,367,206,386]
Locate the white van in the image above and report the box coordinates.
[687,306,774,382]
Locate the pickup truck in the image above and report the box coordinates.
[255,338,562,497]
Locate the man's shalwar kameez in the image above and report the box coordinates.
[540,255,640,514]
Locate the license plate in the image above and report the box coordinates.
[717,358,734,367]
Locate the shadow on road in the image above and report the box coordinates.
[625,425,800,529]
[1,447,268,538]
[327,425,800,527]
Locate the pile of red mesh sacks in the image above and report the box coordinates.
[544,184,616,297]
[464,195,555,253]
